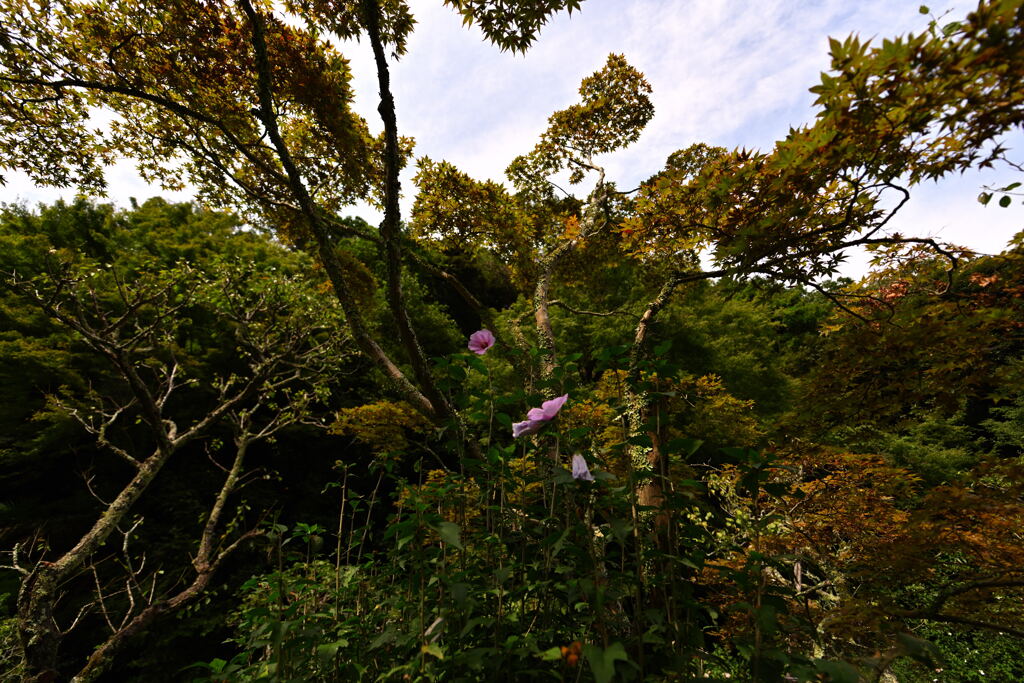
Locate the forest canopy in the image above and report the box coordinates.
[1,1,1023,681]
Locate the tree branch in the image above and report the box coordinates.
[548,299,633,318]
[360,0,451,422]
[236,0,434,417]
[0,74,285,183]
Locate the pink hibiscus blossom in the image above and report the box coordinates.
[467,329,495,355]
[571,454,594,481]
[512,394,568,438]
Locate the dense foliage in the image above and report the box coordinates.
[1,1,1023,681]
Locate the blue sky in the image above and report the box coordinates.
[4,0,1022,275]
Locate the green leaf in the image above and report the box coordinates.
[753,604,779,637]
[432,521,464,550]
[369,628,397,650]
[317,641,346,664]
[538,646,562,661]
[895,632,942,665]
[582,641,632,683]
[540,528,569,553]
[466,354,487,373]
[812,658,861,683]
[421,642,445,659]
[449,581,469,605]
[495,566,513,584]
[998,195,1012,208]
[608,517,633,544]
[919,5,930,14]
[665,437,703,457]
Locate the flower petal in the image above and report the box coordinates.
[526,406,547,421]
[517,395,568,437]
[538,394,568,420]
[512,419,544,438]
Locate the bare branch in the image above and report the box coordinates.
[58,601,94,637]
[91,564,116,634]
[548,299,634,318]
[800,280,875,325]
[1,543,31,577]
[81,471,112,507]
[60,399,140,469]
[927,578,1024,615]
[404,248,494,329]
[907,613,1024,639]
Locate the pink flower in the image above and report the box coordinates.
[526,394,568,421]
[512,394,568,438]
[571,454,594,481]
[468,329,495,355]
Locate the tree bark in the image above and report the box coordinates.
[238,0,435,418]
[361,0,452,423]
[17,565,61,683]
[626,275,681,508]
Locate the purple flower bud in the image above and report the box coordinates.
[468,329,495,355]
[571,454,594,481]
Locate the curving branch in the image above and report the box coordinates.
[533,165,611,381]
[237,0,433,417]
[360,0,451,422]
[0,74,286,184]
[60,398,141,469]
[404,248,496,330]
[548,299,634,318]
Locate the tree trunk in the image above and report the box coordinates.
[17,565,61,682]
